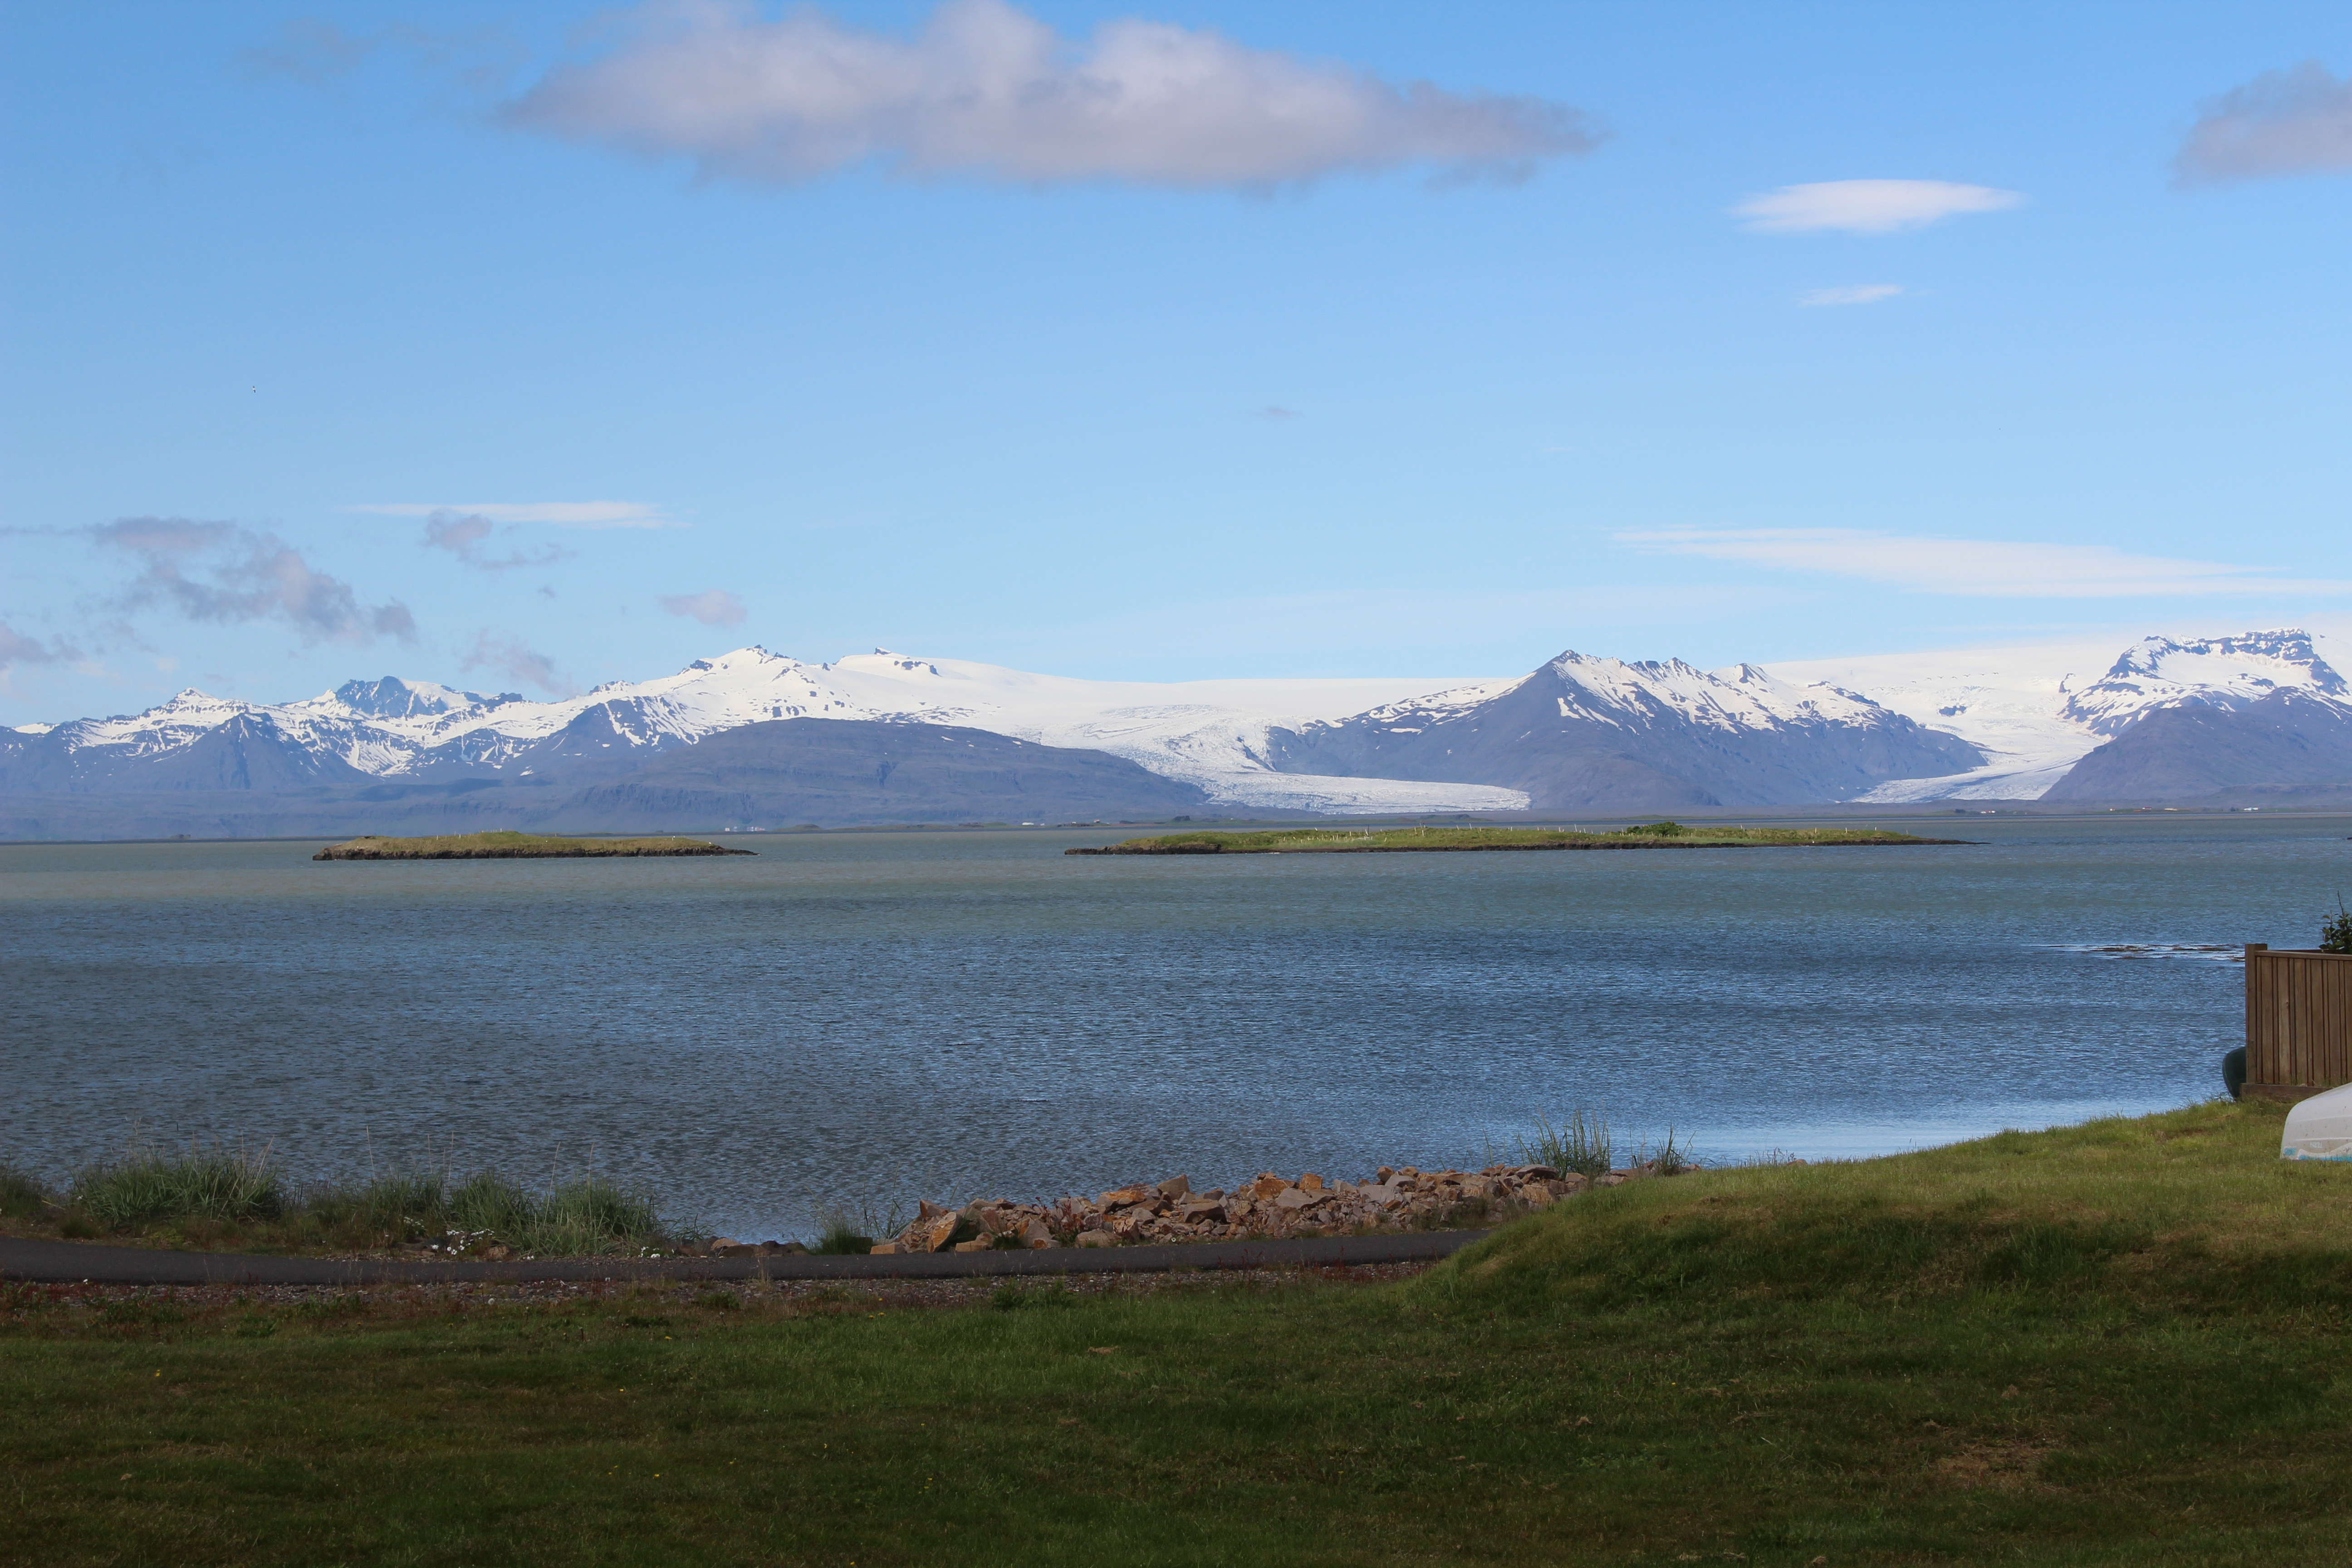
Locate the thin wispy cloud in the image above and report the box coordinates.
[238,19,376,83]
[461,630,573,696]
[1616,529,2352,599]
[1255,405,1303,420]
[2176,60,2352,183]
[0,621,78,675]
[237,18,523,96]
[1733,180,2023,235]
[1799,284,1904,307]
[660,589,747,627]
[354,501,676,529]
[504,0,1599,189]
[421,510,571,570]
[88,518,416,642]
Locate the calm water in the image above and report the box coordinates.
[6,816,2348,1239]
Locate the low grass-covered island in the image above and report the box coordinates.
[313,830,755,860]
[1068,820,1965,854]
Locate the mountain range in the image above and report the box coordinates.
[5,627,2348,838]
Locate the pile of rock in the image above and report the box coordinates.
[869,1161,1673,1254]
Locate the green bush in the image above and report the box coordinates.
[2322,899,2352,955]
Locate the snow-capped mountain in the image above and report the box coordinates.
[11,627,2350,824]
[1772,627,2352,802]
[2060,630,2351,735]
[1265,649,1985,811]
[0,650,1530,815]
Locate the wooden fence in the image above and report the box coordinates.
[2244,944,2352,1102]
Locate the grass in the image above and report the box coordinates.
[1513,1109,1615,1177]
[313,830,754,859]
[5,1147,671,1258]
[7,1098,2351,1564]
[1071,822,1955,854]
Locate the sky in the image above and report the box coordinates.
[2,0,2349,722]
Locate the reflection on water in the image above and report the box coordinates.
[4,814,2345,1238]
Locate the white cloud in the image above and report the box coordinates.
[660,589,747,627]
[1616,529,2352,599]
[2176,60,2352,183]
[1732,180,2024,235]
[89,517,416,642]
[354,500,675,528]
[1799,284,1904,307]
[504,0,1598,188]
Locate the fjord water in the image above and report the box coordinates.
[6,817,2347,1240]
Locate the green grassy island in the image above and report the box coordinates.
[1068,820,1965,855]
[312,830,755,860]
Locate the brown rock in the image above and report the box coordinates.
[1299,1173,1324,1192]
[1021,1218,1055,1247]
[951,1238,995,1253]
[1098,1185,1150,1208]
[1274,1188,1323,1211]
[1544,1175,1589,1197]
[1075,1230,1116,1248]
[869,1242,902,1254]
[1247,1174,1289,1200]
[1155,1174,1191,1199]
[913,1212,960,1252]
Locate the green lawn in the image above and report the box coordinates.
[1072,823,1952,854]
[7,1098,2349,1565]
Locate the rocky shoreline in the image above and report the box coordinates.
[706,1161,1699,1259]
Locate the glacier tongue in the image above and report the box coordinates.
[1774,627,2352,802]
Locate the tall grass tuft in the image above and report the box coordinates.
[0,1163,54,1222]
[808,1195,907,1255]
[73,1145,284,1228]
[1515,1110,1614,1178]
[434,1171,662,1254]
[47,1143,668,1255]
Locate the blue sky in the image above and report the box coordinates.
[3,0,2349,720]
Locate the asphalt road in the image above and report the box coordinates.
[0,1230,1490,1287]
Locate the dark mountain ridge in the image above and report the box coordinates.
[1269,650,1984,811]
[0,719,1209,840]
